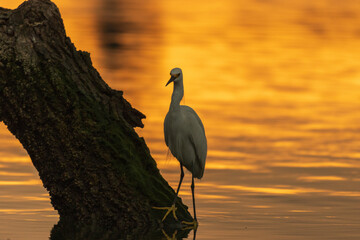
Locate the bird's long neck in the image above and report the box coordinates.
[169,77,184,111]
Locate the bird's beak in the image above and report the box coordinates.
[166,76,176,86]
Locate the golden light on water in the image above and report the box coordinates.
[0,196,51,202]
[0,156,32,163]
[297,175,347,182]
[271,161,356,168]
[289,210,314,213]
[249,205,271,209]
[201,182,360,197]
[1,0,360,239]
[0,208,54,214]
[0,180,42,186]
[0,171,33,177]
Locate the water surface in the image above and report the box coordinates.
[0,0,360,239]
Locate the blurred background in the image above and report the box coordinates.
[1,0,360,239]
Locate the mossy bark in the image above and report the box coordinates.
[0,0,191,233]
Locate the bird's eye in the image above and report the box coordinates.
[170,73,180,78]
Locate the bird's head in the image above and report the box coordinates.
[166,68,182,86]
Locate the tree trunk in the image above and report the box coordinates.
[0,0,191,235]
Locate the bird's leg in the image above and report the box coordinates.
[182,175,198,229]
[153,164,184,221]
[191,176,197,221]
[174,164,185,204]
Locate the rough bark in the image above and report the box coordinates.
[0,0,191,234]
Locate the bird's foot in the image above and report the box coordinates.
[152,204,178,221]
[161,229,178,240]
[181,219,198,229]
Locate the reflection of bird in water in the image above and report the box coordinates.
[154,68,207,230]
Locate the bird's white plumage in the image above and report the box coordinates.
[164,68,207,179]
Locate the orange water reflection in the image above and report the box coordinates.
[1,0,360,239]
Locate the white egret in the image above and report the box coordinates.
[154,68,207,228]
